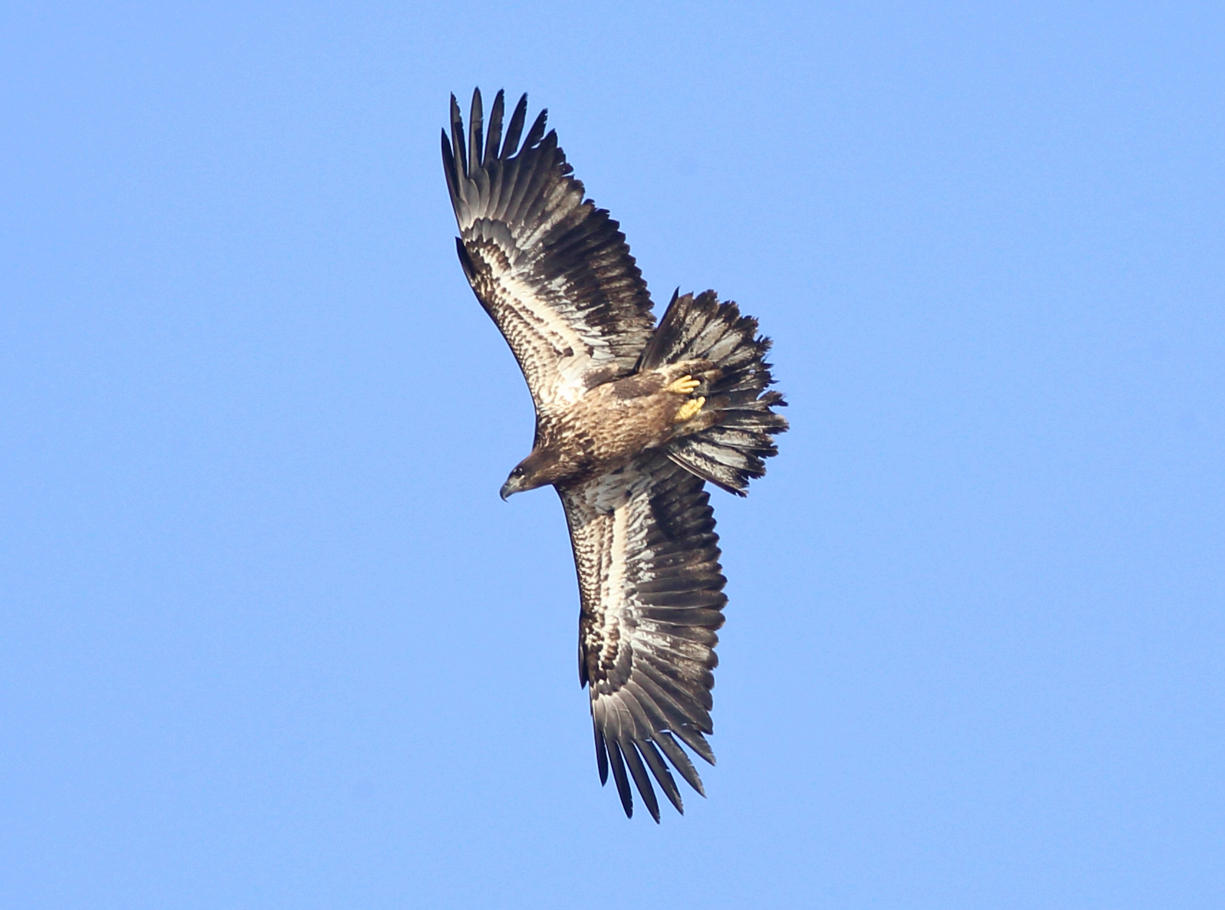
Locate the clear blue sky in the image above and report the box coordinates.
[3,2,1222,907]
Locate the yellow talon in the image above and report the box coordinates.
[667,374,700,395]
[674,396,706,423]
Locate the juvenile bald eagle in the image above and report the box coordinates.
[442,89,787,820]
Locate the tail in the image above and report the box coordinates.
[639,290,788,495]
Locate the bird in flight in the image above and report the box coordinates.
[442,89,787,820]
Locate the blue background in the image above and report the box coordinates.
[4,2,1222,907]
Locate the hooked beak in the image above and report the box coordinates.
[499,481,513,501]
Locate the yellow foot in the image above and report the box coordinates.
[674,396,706,423]
[666,374,700,395]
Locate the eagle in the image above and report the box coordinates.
[442,89,788,820]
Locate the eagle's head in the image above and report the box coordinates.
[500,450,552,500]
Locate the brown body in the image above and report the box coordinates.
[501,359,719,498]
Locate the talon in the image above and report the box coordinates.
[674,396,706,423]
[666,374,700,395]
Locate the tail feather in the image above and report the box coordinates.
[641,290,788,495]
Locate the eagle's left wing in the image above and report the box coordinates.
[559,457,727,821]
[442,89,657,412]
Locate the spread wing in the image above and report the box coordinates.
[559,457,727,821]
[442,89,657,411]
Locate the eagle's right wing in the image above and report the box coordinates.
[442,89,656,413]
[558,456,727,821]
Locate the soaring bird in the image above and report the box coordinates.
[442,89,787,820]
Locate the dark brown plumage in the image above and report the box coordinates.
[442,89,787,820]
